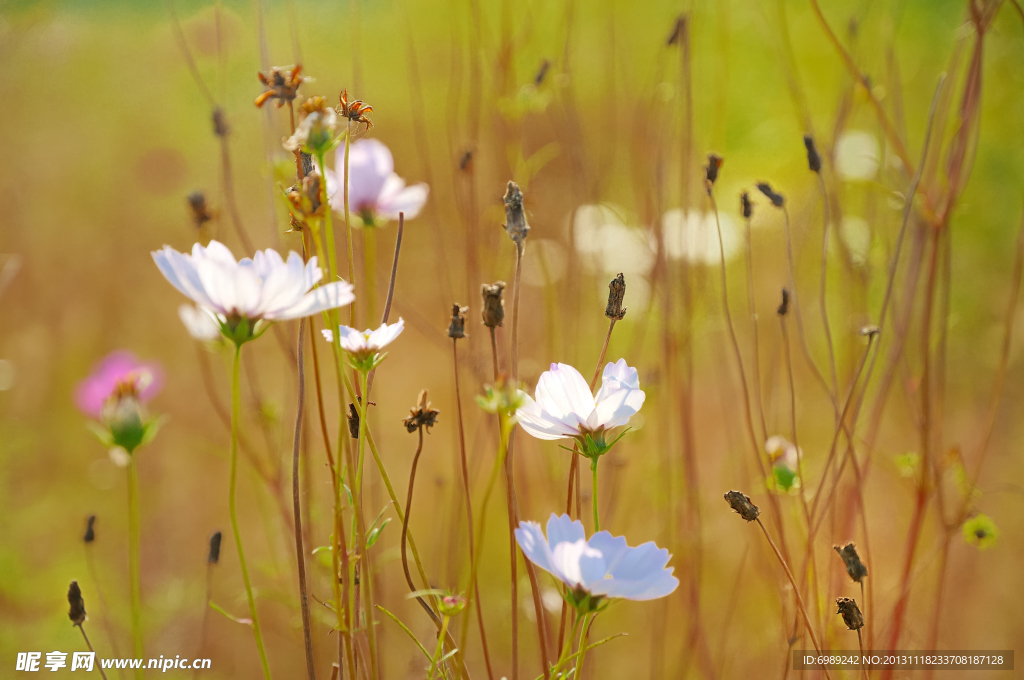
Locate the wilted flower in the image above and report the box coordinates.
[77,351,165,461]
[337,88,374,132]
[255,64,306,109]
[284,96,339,156]
[323,318,404,371]
[835,597,864,631]
[326,139,429,227]
[152,240,354,345]
[766,435,801,492]
[515,513,678,612]
[447,304,468,339]
[403,389,439,433]
[502,181,530,246]
[517,360,645,460]
[481,282,506,328]
[834,542,868,583]
[178,304,221,342]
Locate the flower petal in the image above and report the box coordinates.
[534,363,595,422]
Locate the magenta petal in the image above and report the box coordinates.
[75,351,164,418]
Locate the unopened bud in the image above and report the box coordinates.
[502,181,530,246]
[439,594,467,617]
[208,531,222,565]
[835,597,864,630]
[756,182,785,208]
[481,282,506,328]
[803,135,821,173]
[740,191,752,219]
[834,542,868,583]
[605,273,627,321]
[448,304,468,339]
[724,490,760,521]
[777,288,790,316]
[68,581,86,626]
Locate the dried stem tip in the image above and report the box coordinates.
[208,530,223,565]
[834,542,868,583]
[187,192,213,229]
[534,59,551,87]
[724,490,760,521]
[403,389,440,433]
[606,273,627,320]
[68,581,86,626]
[667,15,686,46]
[448,304,469,339]
[835,597,864,631]
[481,282,506,328]
[803,135,822,173]
[756,182,785,208]
[777,289,790,316]
[83,515,96,544]
[212,108,229,138]
[705,153,724,191]
[502,181,530,246]
[740,191,752,219]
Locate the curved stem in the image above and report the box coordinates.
[229,344,272,680]
[127,458,143,680]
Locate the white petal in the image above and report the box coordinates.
[269,281,355,321]
[515,521,556,575]
[552,539,605,587]
[593,387,645,430]
[379,177,429,220]
[534,363,596,422]
[516,394,581,440]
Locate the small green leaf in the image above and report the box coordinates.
[85,421,114,449]
[366,518,391,550]
[209,601,252,625]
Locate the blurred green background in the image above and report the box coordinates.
[1,0,1023,677]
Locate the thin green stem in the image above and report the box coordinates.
[590,460,600,533]
[550,614,583,677]
[127,458,143,680]
[343,124,356,327]
[571,613,593,679]
[426,615,451,680]
[230,344,272,680]
[364,228,377,324]
[354,368,379,679]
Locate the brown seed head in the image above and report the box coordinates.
[834,542,868,583]
[404,389,440,433]
[286,173,324,219]
[756,182,785,208]
[208,530,222,565]
[835,597,864,630]
[187,191,213,229]
[448,304,469,339]
[777,288,790,316]
[803,134,822,173]
[741,191,753,219]
[502,181,530,246]
[255,64,305,109]
[84,515,96,544]
[338,88,374,132]
[481,282,506,328]
[705,153,724,192]
[606,273,627,321]
[724,490,760,522]
[68,581,86,626]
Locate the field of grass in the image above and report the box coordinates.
[2,0,1024,677]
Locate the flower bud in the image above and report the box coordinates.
[481,282,506,328]
[102,391,147,455]
[68,581,86,626]
[724,490,760,521]
[605,273,627,321]
[438,594,467,617]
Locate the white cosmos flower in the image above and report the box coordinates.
[516,513,678,605]
[178,304,221,341]
[325,139,429,227]
[323,318,404,360]
[517,359,645,455]
[152,240,354,333]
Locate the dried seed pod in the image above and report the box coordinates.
[835,597,864,630]
[212,107,230,137]
[705,153,724,190]
[187,191,213,229]
[834,542,868,583]
[208,531,222,565]
[481,282,506,328]
[347,403,360,439]
[502,181,530,246]
[448,304,469,339]
[403,389,440,433]
[68,581,86,626]
[255,64,305,109]
[83,515,96,544]
[741,191,752,219]
[605,273,627,321]
[724,490,760,522]
[756,182,785,208]
[777,288,790,316]
[803,135,822,173]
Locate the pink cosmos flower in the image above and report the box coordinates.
[75,351,163,419]
[326,139,429,226]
